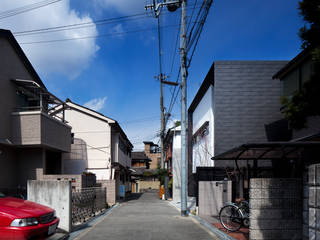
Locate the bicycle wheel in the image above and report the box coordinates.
[219,205,242,232]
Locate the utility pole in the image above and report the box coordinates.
[156,73,172,169]
[146,1,180,171]
[180,0,188,217]
[145,0,187,216]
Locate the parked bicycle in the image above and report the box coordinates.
[219,199,249,232]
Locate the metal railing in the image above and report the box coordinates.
[71,187,106,225]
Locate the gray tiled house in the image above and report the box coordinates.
[0,29,71,194]
[188,60,288,198]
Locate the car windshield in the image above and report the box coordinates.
[0,192,6,198]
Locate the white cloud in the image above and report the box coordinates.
[94,0,147,14]
[122,120,160,151]
[0,0,99,79]
[84,97,107,111]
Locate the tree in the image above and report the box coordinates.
[281,0,320,129]
[174,120,181,127]
[298,0,320,51]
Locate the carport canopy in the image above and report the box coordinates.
[211,141,320,161]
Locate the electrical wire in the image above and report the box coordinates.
[0,0,63,20]
[18,23,182,45]
[13,13,148,36]
[187,0,213,68]
[164,0,213,129]
[12,4,203,37]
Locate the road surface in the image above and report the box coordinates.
[75,192,219,240]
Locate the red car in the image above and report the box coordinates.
[0,192,59,240]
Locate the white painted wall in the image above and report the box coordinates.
[172,127,181,203]
[192,85,214,173]
[62,108,112,180]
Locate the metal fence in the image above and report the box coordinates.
[72,187,106,225]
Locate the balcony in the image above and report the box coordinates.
[11,110,71,152]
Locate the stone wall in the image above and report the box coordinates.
[249,178,302,240]
[97,179,116,206]
[308,164,320,240]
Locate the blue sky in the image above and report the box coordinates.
[1,0,303,150]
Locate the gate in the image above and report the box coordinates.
[72,187,106,225]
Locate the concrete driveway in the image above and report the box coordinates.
[74,192,219,240]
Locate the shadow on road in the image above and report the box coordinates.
[119,193,143,202]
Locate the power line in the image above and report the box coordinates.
[12,4,202,37]
[18,23,183,45]
[165,0,213,129]
[0,0,63,20]
[187,0,213,68]
[165,1,200,129]
[13,13,148,36]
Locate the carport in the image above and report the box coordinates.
[211,135,320,240]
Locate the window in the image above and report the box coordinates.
[150,145,160,153]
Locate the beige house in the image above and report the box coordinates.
[52,99,133,198]
[0,29,71,194]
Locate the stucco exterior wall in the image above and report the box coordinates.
[0,38,33,142]
[0,34,71,191]
[213,61,287,167]
[192,85,214,172]
[172,129,181,203]
[63,109,112,180]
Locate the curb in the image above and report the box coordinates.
[190,215,235,240]
[68,203,120,240]
[168,201,235,240]
[47,231,69,240]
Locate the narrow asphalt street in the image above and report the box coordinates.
[74,192,219,240]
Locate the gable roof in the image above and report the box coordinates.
[64,99,116,123]
[0,29,46,89]
[63,99,133,149]
[131,151,151,161]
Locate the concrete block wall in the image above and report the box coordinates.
[249,178,302,240]
[27,180,72,232]
[97,180,116,206]
[36,168,96,190]
[308,164,320,240]
[303,171,309,240]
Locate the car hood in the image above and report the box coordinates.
[0,197,53,218]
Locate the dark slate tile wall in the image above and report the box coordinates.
[213,61,288,167]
